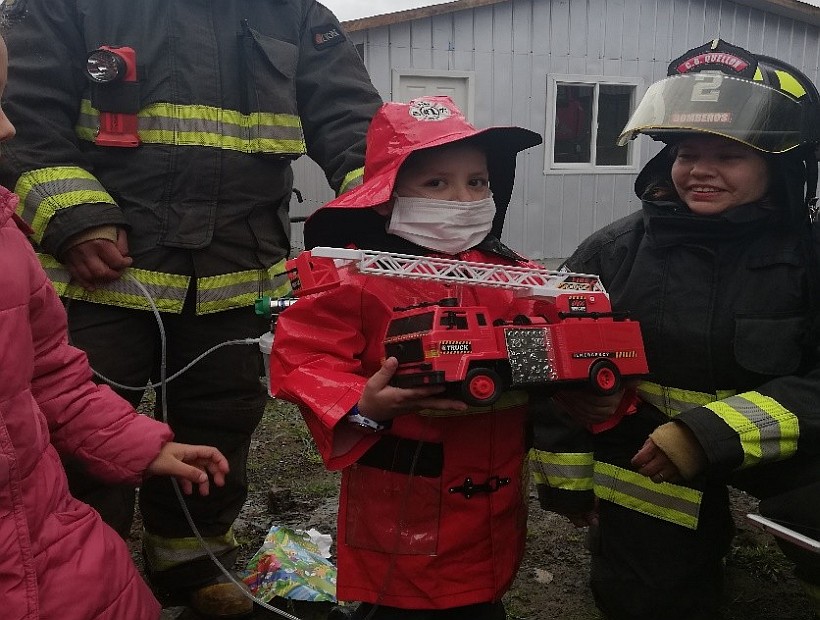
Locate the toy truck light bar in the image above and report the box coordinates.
[286,247,607,299]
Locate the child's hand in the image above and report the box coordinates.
[565,508,599,528]
[358,357,469,421]
[554,387,625,426]
[146,442,230,495]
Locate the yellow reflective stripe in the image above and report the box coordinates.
[143,528,238,572]
[197,260,290,315]
[775,70,807,99]
[340,166,365,194]
[751,68,806,100]
[40,254,291,315]
[637,381,736,418]
[14,166,116,242]
[594,461,703,529]
[39,256,190,313]
[704,391,799,468]
[77,100,307,154]
[530,449,594,491]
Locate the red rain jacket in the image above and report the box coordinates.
[272,248,536,609]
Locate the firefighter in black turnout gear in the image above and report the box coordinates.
[0,1,382,617]
[531,39,820,619]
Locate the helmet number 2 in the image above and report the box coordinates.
[690,72,723,102]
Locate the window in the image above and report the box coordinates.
[440,311,468,330]
[546,75,643,173]
[385,312,434,337]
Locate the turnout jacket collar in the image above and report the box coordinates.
[641,200,782,248]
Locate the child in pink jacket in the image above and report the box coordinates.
[0,36,230,620]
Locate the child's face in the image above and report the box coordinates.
[392,142,490,204]
[0,38,15,145]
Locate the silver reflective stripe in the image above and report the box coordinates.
[637,381,736,418]
[594,461,702,529]
[40,257,190,313]
[14,166,117,241]
[76,100,307,154]
[529,450,594,491]
[138,111,303,143]
[196,261,290,315]
[41,255,292,315]
[705,391,798,467]
[18,176,109,227]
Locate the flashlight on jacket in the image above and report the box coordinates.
[85,46,140,147]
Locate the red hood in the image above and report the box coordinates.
[305,96,541,247]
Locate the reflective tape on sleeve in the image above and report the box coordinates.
[530,449,594,491]
[637,381,736,418]
[703,391,799,468]
[14,166,117,241]
[594,461,703,529]
[340,166,365,194]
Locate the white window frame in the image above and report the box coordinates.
[545,74,644,175]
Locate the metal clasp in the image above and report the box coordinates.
[449,475,511,499]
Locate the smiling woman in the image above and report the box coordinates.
[670,134,771,216]
[531,37,820,620]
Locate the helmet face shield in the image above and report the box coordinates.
[618,73,805,152]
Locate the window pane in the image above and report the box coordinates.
[554,84,593,163]
[596,85,634,165]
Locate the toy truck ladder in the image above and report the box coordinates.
[309,246,607,299]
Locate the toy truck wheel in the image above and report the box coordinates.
[589,359,621,396]
[462,368,502,406]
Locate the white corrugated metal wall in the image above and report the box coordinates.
[291,0,820,259]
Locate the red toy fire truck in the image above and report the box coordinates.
[280,248,648,407]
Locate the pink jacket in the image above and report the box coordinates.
[0,185,172,620]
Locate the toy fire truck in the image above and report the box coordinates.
[281,247,648,407]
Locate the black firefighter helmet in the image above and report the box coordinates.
[619,39,820,220]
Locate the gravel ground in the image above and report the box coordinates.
[134,396,814,620]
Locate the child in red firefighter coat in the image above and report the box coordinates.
[270,96,542,619]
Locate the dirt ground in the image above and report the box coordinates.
[139,396,815,620]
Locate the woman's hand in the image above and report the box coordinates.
[631,437,682,484]
[63,229,132,291]
[358,357,468,422]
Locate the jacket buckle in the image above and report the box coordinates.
[449,475,510,499]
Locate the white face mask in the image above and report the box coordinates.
[386,195,496,255]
